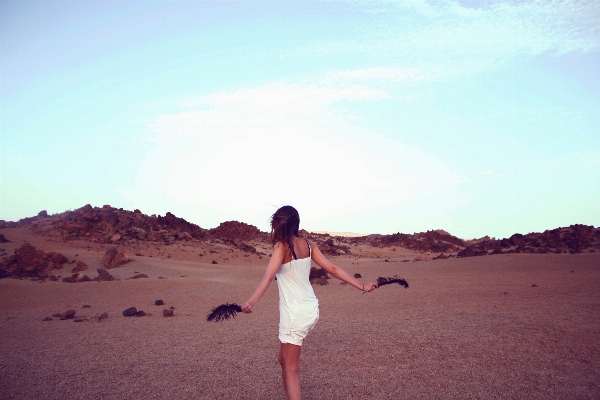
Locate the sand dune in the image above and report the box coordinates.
[1,227,599,399]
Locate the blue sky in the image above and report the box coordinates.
[1,0,599,239]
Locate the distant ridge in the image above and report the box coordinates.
[0,204,598,257]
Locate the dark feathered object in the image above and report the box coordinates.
[377,276,409,289]
[206,302,243,322]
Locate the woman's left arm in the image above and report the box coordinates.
[241,242,286,313]
[310,241,378,292]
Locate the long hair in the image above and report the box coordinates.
[270,205,300,260]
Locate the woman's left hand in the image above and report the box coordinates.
[241,301,253,313]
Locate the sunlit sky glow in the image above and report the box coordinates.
[1,0,599,239]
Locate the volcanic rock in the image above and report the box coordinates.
[354,273,361,278]
[99,313,108,320]
[60,310,76,320]
[75,261,88,271]
[1,243,68,278]
[210,220,261,242]
[457,246,487,258]
[123,307,137,317]
[155,300,164,306]
[103,247,129,269]
[128,274,148,279]
[94,268,114,282]
[163,309,174,317]
[0,234,9,243]
[309,267,329,280]
[136,310,146,317]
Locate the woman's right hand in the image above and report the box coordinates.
[241,301,253,313]
[362,282,378,292]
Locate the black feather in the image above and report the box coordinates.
[377,276,409,289]
[206,302,243,322]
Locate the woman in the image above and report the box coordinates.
[241,205,378,399]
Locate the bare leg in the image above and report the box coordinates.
[278,343,302,400]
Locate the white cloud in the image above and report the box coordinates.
[126,82,468,231]
[301,0,600,82]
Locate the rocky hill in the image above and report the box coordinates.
[1,204,598,258]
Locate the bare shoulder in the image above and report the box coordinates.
[273,241,286,253]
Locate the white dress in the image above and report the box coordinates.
[276,240,319,346]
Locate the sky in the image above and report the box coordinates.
[1,0,599,239]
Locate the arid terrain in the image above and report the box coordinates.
[1,206,599,399]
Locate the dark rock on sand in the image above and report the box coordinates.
[62,273,91,283]
[136,310,146,317]
[155,300,164,306]
[128,273,148,279]
[163,309,174,317]
[60,310,76,320]
[94,268,114,282]
[0,233,10,243]
[354,273,361,278]
[123,307,137,317]
[43,317,53,321]
[311,278,329,285]
[309,267,329,280]
[99,313,108,320]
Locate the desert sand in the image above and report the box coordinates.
[1,227,599,399]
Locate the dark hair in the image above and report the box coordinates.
[270,205,300,260]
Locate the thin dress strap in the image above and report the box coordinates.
[305,239,311,258]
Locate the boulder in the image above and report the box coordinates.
[75,261,88,271]
[163,309,174,317]
[2,243,67,277]
[0,234,9,243]
[93,268,114,282]
[103,247,129,269]
[155,300,164,306]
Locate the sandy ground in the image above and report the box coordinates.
[1,228,599,399]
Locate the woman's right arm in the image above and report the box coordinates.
[310,241,378,292]
[241,242,286,313]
